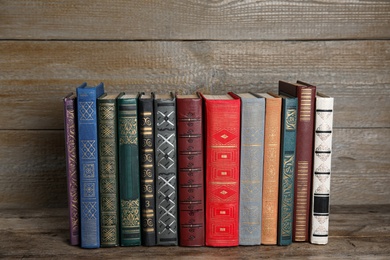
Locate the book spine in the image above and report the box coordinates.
[238,97,265,245]
[311,96,334,244]
[293,87,316,242]
[77,83,104,248]
[278,97,297,246]
[154,96,178,245]
[98,96,119,247]
[177,97,205,246]
[63,94,80,246]
[117,97,141,246]
[138,96,157,246]
[204,98,240,247]
[261,97,282,245]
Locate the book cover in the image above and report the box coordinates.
[63,93,80,246]
[138,92,157,246]
[200,93,240,247]
[77,82,104,248]
[277,95,298,246]
[154,92,178,246]
[230,92,265,246]
[176,94,205,247]
[278,80,316,242]
[311,92,334,245]
[98,93,120,247]
[117,93,141,246]
[253,93,282,245]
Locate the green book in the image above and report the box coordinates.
[277,95,297,246]
[98,93,120,247]
[117,93,141,246]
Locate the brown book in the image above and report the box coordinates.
[252,93,282,245]
[278,81,316,242]
[176,94,205,246]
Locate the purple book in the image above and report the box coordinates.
[63,93,80,246]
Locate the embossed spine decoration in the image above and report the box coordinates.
[138,93,156,246]
[176,94,205,246]
[311,93,334,245]
[117,93,141,246]
[201,94,241,247]
[77,82,104,248]
[254,93,282,245]
[279,81,316,242]
[231,93,265,245]
[98,94,119,247]
[63,93,80,246]
[154,93,178,245]
[278,96,297,245]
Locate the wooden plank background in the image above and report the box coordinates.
[0,1,389,209]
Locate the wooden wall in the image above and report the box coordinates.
[0,1,389,209]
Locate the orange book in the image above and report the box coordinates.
[252,93,282,245]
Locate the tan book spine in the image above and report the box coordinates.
[260,94,282,245]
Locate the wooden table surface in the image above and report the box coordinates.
[0,205,389,259]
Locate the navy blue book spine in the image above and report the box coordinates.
[77,82,105,248]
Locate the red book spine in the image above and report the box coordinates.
[177,95,205,246]
[201,94,240,247]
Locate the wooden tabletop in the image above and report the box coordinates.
[0,205,389,259]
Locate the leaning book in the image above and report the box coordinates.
[77,82,105,248]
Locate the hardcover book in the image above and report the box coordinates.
[98,93,120,247]
[176,94,205,247]
[253,93,282,245]
[117,93,141,246]
[63,93,80,246]
[279,80,316,242]
[138,93,157,246]
[311,92,334,245]
[77,82,104,248]
[200,93,240,247]
[229,92,265,246]
[154,92,178,246]
[277,95,298,246]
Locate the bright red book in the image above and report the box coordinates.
[176,94,205,246]
[200,93,240,247]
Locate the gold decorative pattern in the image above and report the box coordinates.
[121,199,140,227]
[119,117,138,145]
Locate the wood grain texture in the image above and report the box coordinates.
[0,205,389,258]
[1,40,389,130]
[1,0,390,40]
[0,128,388,209]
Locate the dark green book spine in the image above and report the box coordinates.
[278,97,297,246]
[98,93,120,247]
[117,93,141,246]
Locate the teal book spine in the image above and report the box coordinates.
[98,93,120,247]
[230,93,265,246]
[278,96,297,246]
[117,93,141,246]
[77,82,105,248]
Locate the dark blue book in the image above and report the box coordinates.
[277,95,297,246]
[77,82,105,248]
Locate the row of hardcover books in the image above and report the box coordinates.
[63,80,334,248]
